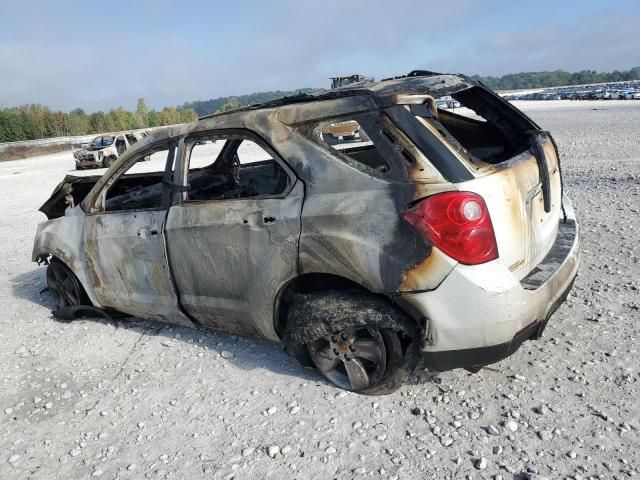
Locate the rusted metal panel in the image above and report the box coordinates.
[164,182,304,340]
[84,210,194,327]
[32,208,102,307]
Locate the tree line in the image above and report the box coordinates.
[474,66,640,91]
[0,99,198,143]
[181,67,640,115]
[181,88,325,116]
[3,66,639,143]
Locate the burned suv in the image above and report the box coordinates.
[74,131,148,170]
[33,71,580,394]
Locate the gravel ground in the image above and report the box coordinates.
[1,100,639,480]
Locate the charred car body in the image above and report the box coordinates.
[74,131,148,170]
[34,71,580,394]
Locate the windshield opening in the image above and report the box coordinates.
[91,136,115,149]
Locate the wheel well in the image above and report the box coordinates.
[274,273,367,337]
[43,254,91,301]
[274,273,395,338]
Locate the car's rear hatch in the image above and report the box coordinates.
[398,85,564,280]
[460,134,563,279]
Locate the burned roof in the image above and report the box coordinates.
[199,71,476,121]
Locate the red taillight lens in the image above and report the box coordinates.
[403,191,498,265]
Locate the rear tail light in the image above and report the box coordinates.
[403,191,498,265]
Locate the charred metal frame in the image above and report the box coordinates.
[33,71,580,371]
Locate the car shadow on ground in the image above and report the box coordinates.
[10,267,55,309]
[11,268,441,390]
[10,268,323,385]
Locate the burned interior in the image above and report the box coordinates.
[184,134,290,202]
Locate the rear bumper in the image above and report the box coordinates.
[399,194,580,371]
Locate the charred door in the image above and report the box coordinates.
[164,181,303,340]
[83,142,193,328]
[163,134,303,339]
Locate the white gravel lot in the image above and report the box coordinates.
[1,100,639,479]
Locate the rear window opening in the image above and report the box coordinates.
[419,87,532,166]
[318,119,389,172]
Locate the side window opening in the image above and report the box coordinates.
[314,114,445,182]
[318,119,389,172]
[186,136,290,202]
[104,145,174,212]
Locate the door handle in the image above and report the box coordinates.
[242,213,276,227]
[242,212,262,227]
[137,227,158,238]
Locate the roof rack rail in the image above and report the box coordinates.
[407,69,443,77]
[380,69,444,82]
[198,89,372,120]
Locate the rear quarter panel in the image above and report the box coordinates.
[286,133,455,294]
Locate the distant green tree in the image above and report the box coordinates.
[180,88,325,116]
[89,111,107,133]
[135,98,149,128]
[475,66,640,90]
[146,110,160,127]
[0,109,26,142]
[105,107,136,132]
[177,109,197,123]
[158,107,179,125]
[67,110,90,135]
[218,97,241,113]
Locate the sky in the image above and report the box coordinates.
[1,0,639,111]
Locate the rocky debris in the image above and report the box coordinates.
[1,100,640,479]
[241,447,254,457]
[533,404,549,415]
[486,424,500,435]
[503,420,518,432]
[526,473,549,480]
[267,446,280,458]
[538,430,554,441]
[440,436,454,447]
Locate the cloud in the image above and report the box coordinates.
[0,1,637,111]
[0,0,484,110]
[430,10,640,75]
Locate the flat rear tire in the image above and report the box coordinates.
[283,291,420,395]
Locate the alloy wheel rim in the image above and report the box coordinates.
[308,327,387,391]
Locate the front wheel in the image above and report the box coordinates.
[103,156,116,168]
[46,259,90,309]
